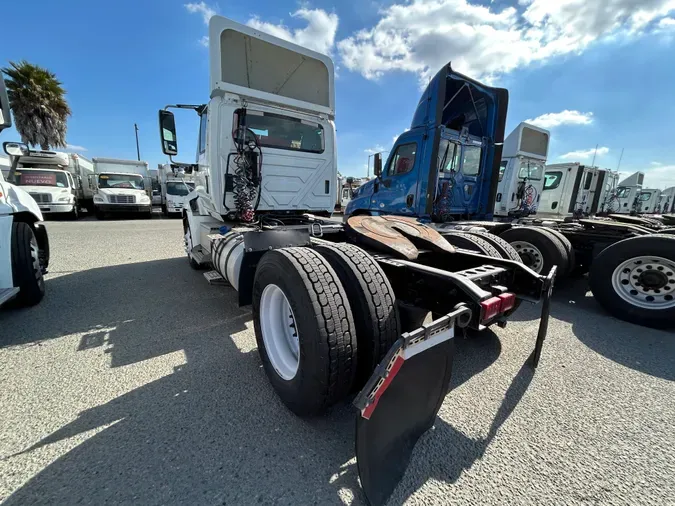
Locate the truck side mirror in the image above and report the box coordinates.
[159,110,178,156]
[3,141,29,157]
[0,76,11,132]
[374,153,382,177]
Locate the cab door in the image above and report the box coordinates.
[370,138,421,216]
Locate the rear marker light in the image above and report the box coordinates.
[480,296,502,321]
[499,292,516,312]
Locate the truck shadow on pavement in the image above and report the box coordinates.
[1,258,534,506]
[507,277,674,381]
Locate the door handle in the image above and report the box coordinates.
[406,194,414,207]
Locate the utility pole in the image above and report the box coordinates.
[134,123,141,161]
[616,148,624,172]
[591,144,599,167]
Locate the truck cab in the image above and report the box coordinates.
[5,149,80,218]
[0,76,50,307]
[346,65,508,222]
[91,158,152,219]
[610,172,644,214]
[158,163,195,216]
[637,189,661,214]
[538,163,607,218]
[494,122,550,218]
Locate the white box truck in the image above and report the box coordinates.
[91,158,152,219]
[158,163,194,216]
[5,149,86,219]
[0,76,50,307]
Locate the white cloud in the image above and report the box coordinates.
[559,146,610,160]
[247,9,339,56]
[658,17,675,28]
[185,2,216,25]
[642,165,675,188]
[365,144,387,154]
[525,110,594,128]
[337,0,675,84]
[66,144,87,152]
[199,35,209,47]
[651,161,663,166]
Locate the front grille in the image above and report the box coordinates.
[110,195,135,204]
[29,193,52,203]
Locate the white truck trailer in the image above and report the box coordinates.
[157,16,555,505]
[158,163,195,216]
[91,158,152,219]
[495,122,550,218]
[0,77,50,307]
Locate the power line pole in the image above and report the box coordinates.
[591,144,599,167]
[134,123,141,161]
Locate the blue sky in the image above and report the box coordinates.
[2,0,675,188]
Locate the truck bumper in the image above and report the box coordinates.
[96,204,151,213]
[37,203,75,214]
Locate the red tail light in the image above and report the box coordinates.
[480,292,516,323]
[498,292,516,312]
[480,297,502,322]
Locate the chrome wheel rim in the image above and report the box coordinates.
[260,284,299,381]
[611,255,675,309]
[511,241,544,273]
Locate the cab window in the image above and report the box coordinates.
[616,187,630,198]
[543,171,563,190]
[498,160,508,182]
[461,145,482,176]
[438,139,460,174]
[639,191,653,201]
[198,111,208,155]
[386,143,417,177]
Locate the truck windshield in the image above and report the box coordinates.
[15,169,69,188]
[99,174,144,189]
[616,187,631,198]
[167,181,193,196]
[639,191,653,201]
[518,160,543,180]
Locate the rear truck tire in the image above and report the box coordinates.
[463,231,522,262]
[314,243,401,389]
[588,234,675,328]
[441,231,501,258]
[536,227,575,277]
[10,222,45,307]
[500,226,569,277]
[462,231,524,316]
[252,247,358,416]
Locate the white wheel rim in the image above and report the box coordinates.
[259,284,300,380]
[611,255,675,310]
[511,241,544,273]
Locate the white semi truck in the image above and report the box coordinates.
[157,16,556,505]
[659,186,675,214]
[4,149,94,219]
[637,189,661,214]
[91,158,152,219]
[610,171,645,214]
[495,122,550,218]
[157,163,195,216]
[0,76,50,307]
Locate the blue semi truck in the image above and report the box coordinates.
[345,66,675,329]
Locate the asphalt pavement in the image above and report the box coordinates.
[1,216,673,505]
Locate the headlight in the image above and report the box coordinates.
[94,195,105,202]
[140,195,150,202]
[57,196,71,202]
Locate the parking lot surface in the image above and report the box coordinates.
[1,218,673,505]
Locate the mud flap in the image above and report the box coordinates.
[531,265,556,368]
[353,305,472,506]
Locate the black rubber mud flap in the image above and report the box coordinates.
[353,306,472,506]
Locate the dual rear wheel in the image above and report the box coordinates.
[252,245,400,416]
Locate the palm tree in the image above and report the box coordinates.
[1,61,71,150]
